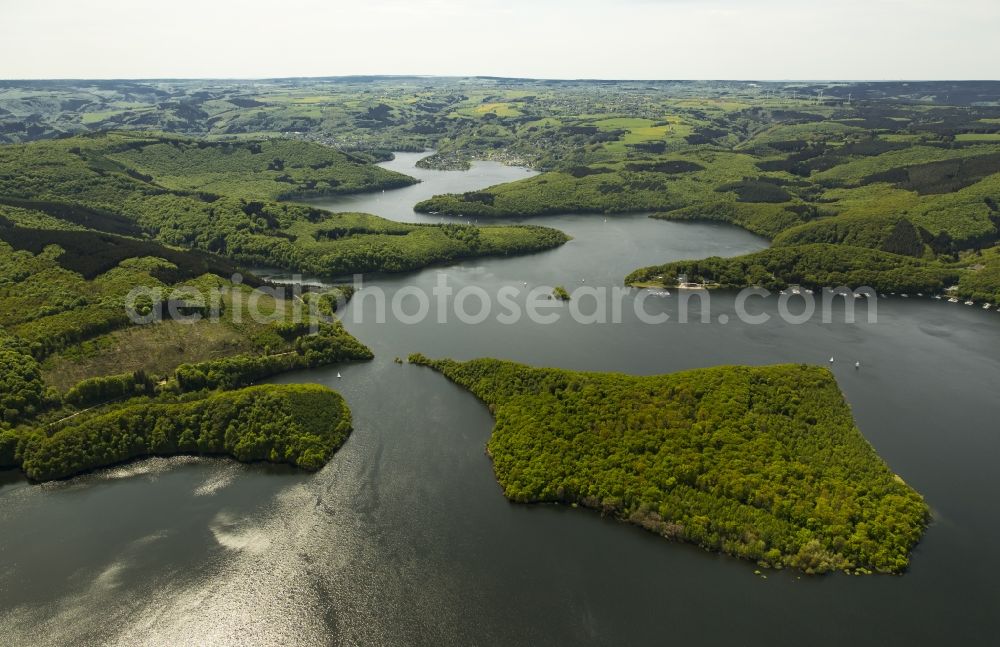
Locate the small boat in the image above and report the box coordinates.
[949,297,959,303]
[855,361,861,369]
[829,357,835,363]
[336,372,342,379]
[933,295,942,300]
[779,290,788,296]
[901,294,909,298]
[804,289,814,295]
[984,303,993,310]
[965,300,975,306]
[917,293,924,297]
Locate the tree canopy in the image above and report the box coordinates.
[410,355,928,574]
[4,384,351,482]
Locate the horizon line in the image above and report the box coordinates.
[2,75,1000,84]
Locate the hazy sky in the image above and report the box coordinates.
[1,0,997,80]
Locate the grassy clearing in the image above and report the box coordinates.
[956,133,1000,142]
[471,102,522,118]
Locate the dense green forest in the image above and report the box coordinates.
[1,384,352,482]
[0,316,371,481]
[0,133,567,278]
[1,204,374,482]
[0,328,51,423]
[409,355,928,574]
[626,244,962,294]
[4,79,1000,297]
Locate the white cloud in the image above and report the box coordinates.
[0,0,996,79]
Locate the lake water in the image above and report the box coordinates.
[2,153,999,646]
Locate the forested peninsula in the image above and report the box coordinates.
[5,384,351,482]
[409,355,929,574]
[1,320,372,482]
